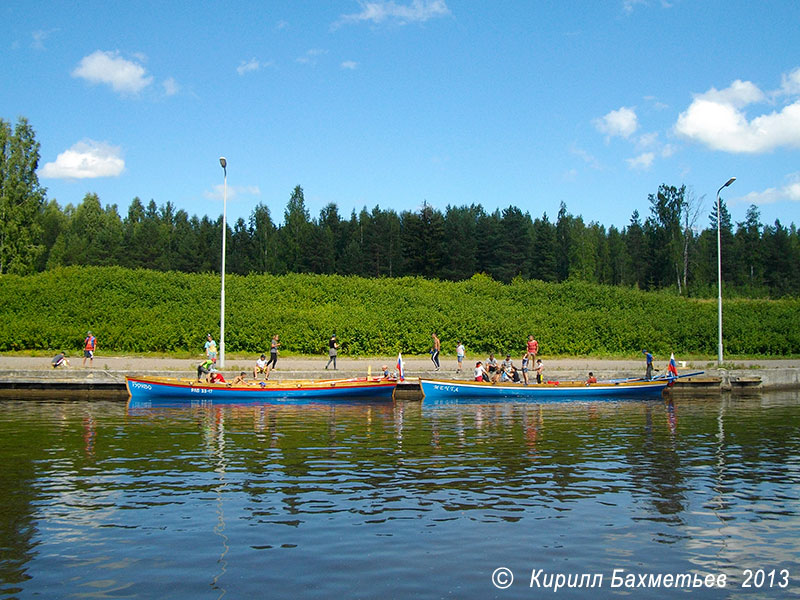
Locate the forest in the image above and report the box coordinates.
[2,116,799,298]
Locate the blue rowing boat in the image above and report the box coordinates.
[126,375,397,403]
[419,373,700,403]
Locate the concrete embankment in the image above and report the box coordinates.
[0,355,798,398]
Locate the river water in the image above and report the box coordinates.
[0,393,798,599]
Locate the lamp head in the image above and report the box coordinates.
[723,177,736,188]
[219,157,227,170]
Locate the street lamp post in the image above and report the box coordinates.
[219,157,227,369]
[716,176,736,365]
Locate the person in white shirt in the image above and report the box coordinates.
[253,354,269,379]
[473,361,489,382]
[456,342,465,372]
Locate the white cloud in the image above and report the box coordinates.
[781,68,800,96]
[341,60,358,70]
[296,49,326,65]
[162,77,179,96]
[637,131,658,148]
[626,152,654,170]
[333,0,450,28]
[570,145,602,170]
[39,140,125,179]
[594,106,638,139]
[72,50,153,94]
[204,184,261,201]
[675,72,800,153]
[622,0,647,14]
[696,79,766,108]
[738,173,800,206]
[237,58,261,75]
[31,28,58,50]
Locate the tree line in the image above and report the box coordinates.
[2,116,799,297]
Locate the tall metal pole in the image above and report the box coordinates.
[219,157,227,369]
[716,176,736,365]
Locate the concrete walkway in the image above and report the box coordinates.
[1,353,797,382]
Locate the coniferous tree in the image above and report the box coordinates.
[624,210,646,288]
[441,204,482,280]
[644,184,685,290]
[733,204,763,292]
[48,193,122,266]
[762,220,799,296]
[493,206,531,282]
[248,203,278,274]
[401,202,445,278]
[530,214,558,282]
[278,185,313,273]
[37,199,68,270]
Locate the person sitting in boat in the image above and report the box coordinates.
[498,363,520,383]
[253,354,269,379]
[502,354,514,372]
[229,372,247,386]
[51,352,70,368]
[474,361,489,382]
[380,365,397,380]
[210,371,226,384]
[486,353,498,373]
[586,372,597,384]
[197,358,215,382]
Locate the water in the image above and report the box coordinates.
[1,394,799,599]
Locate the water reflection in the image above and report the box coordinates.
[0,393,798,599]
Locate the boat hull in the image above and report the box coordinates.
[419,378,669,403]
[126,376,397,404]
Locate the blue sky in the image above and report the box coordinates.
[3,0,800,230]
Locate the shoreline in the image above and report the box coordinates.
[1,355,799,395]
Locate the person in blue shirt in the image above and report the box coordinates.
[642,349,654,380]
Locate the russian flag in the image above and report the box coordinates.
[397,353,405,381]
[668,353,678,377]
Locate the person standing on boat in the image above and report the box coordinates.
[82,331,96,367]
[456,341,465,373]
[267,335,280,370]
[642,349,654,380]
[520,353,530,385]
[534,359,544,384]
[430,333,441,371]
[326,334,339,370]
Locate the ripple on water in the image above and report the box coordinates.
[0,394,798,599]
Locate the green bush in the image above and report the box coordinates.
[0,266,797,357]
